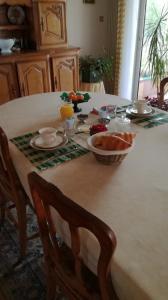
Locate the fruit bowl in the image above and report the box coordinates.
[87,131,135,165]
[60,92,91,112]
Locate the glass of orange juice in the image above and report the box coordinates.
[60,102,74,120]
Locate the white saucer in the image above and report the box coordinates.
[126,106,154,117]
[30,135,68,151]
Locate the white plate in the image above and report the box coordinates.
[30,135,68,151]
[76,124,90,133]
[126,106,154,117]
[8,6,25,25]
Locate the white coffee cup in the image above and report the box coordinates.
[39,127,57,144]
[134,100,147,114]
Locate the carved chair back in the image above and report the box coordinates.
[159,77,168,104]
[0,127,36,258]
[0,127,21,203]
[28,172,117,300]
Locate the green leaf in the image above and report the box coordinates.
[83,93,91,101]
[60,92,69,101]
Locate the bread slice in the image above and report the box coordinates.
[93,132,136,151]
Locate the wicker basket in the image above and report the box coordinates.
[87,132,134,165]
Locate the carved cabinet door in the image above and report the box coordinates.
[37,0,67,49]
[17,60,51,96]
[0,64,19,105]
[51,55,78,91]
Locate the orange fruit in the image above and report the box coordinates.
[77,95,84,101]
[68,91,75,99]
[70,94,78,101]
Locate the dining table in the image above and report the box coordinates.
[0,91,168,300]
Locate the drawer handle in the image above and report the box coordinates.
[54,76,57,89]
[41,17,44,32]
[21,84,25,96]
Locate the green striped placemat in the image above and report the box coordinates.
[10,132,89,171]
[126,110,168,128]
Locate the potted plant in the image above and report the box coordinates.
[79,54,113,84]
[144,6,168,99]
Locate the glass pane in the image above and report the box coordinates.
[138,0,168,100]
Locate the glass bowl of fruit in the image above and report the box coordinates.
[60,91,91,113]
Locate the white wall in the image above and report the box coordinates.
[66,0,111,56]
[67,0,145,99]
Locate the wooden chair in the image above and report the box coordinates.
[159,77,168,104]
[0,127,37,259]
[28,171,118,300]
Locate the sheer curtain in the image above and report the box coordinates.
[114,0,126,96]
[113,0,146,101]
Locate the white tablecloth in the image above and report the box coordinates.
[1,92,168,300]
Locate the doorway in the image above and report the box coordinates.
[137,0,168,99]
[118,0,147,101]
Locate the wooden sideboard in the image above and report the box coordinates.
[0,48,80,105]
[0,0,80,105]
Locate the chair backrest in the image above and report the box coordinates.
[0,127,21,202]
[28,172,117,300]
[0,128,38,257]
[159,77,168,104]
